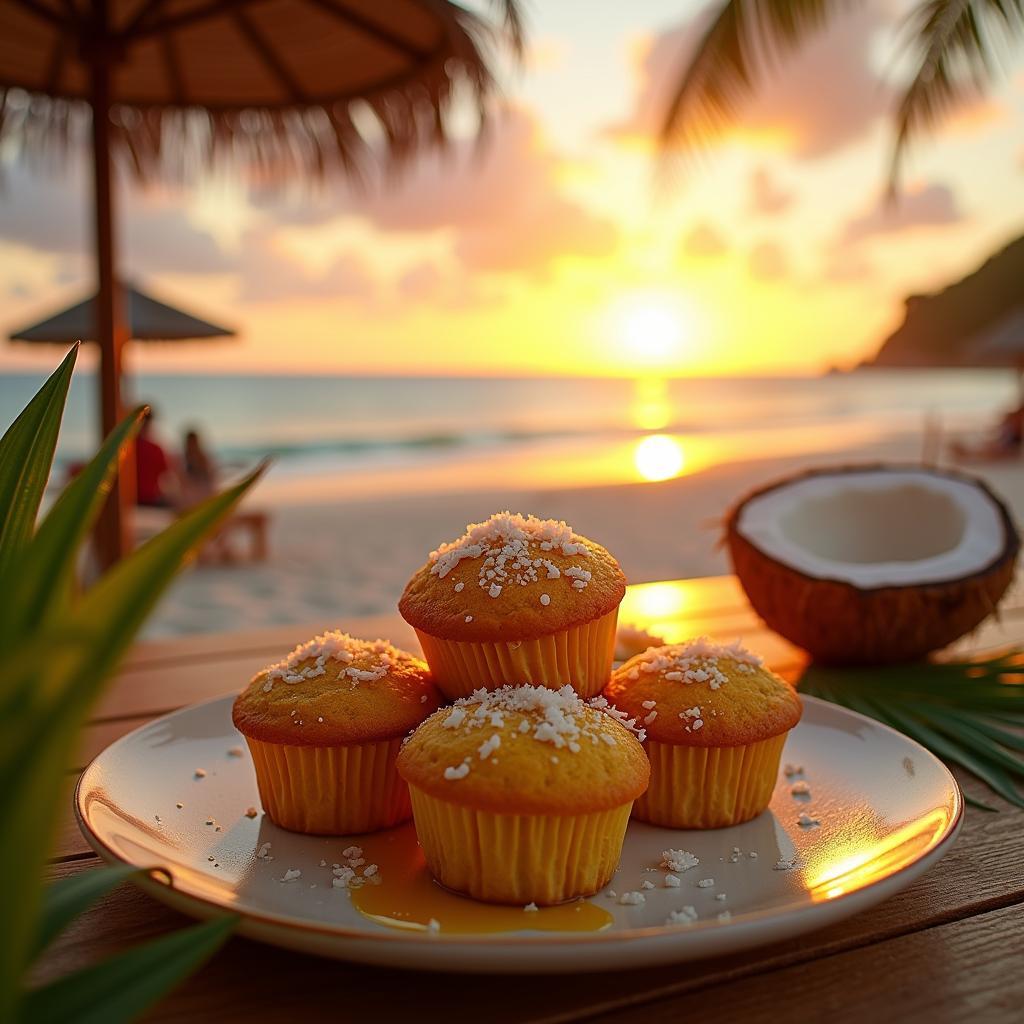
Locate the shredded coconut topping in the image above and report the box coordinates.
[661,849,700,873]
[631,637,763,692]
[478,734,501,760]
[427,512,594,602]
[434,684,645,779]
[444,762,471,781]
[587,694,646,742]
[262,632,398,689]
[667,906,699,926]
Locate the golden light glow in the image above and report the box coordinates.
[621,580,689,623]
[805,807,953,902]
[631,376,672,430]
[634,434,685,481]
[611,292,697,369]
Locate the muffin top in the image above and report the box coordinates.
[232,631,440,746]
[397,684,650,814]
[603,638,801,748]
[398,512,626,642]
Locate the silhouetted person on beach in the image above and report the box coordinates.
[179,428,218,509]
[178,427,245,562]
[951,403,1024,462]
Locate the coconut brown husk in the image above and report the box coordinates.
[725,464,1020,665]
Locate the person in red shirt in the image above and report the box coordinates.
[134,409,173,507]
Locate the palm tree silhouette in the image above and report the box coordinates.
[660,0,1024,190]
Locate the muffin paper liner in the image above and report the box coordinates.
[413,606,619,700]
[632,733,788,829]
[245,735,411,835]
[408,786,632,905]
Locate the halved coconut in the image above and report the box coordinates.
[726,465,1019,665]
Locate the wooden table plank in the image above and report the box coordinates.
[588,903,1024,1024]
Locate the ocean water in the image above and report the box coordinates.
[0,368,1017,499]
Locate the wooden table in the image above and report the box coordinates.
[43,576,1024,1022]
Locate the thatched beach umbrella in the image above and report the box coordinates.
[9,282,235,345]
[0,0,520,566]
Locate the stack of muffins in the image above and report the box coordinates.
[233,511,801,906]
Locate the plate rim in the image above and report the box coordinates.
[75,693,964,958]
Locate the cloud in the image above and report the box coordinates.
[820,248,875,285]
[396,262,444,302]
[749,241,789,280]
[0,167,231,274]
[609,3,892,159]
[0,170,84,253]
[839,183,964,245]
[395,260,504,309]
[0,164,377,304]
[682,222,728,258]
[747,167,793,216]
[454,191,616,272]
[254,109,618,273]
[125,203,233,275]
[237,232,376,303]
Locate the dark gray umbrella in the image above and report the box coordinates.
[9,283,235,344]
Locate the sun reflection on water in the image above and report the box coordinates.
[631,376,673,431]
[634,434,686,481]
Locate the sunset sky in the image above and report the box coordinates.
[1,0,1023,378]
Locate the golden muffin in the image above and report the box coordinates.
[233,632,440,835]
[397,683,649,905]
[603,638,801,828]
[398,512,626,699]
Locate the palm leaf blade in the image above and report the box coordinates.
[660,0,838,151]
[0,346,77,579]
[870,702,1024,808]
[799,651,1024,809]
[0,407,147,643]
[21,916,235,1024]
[1,465,263,1013]
[889,0,1024,186]
[32,866,149,961]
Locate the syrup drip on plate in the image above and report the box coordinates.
[348,825,613,934]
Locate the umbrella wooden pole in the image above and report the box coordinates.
[89,13,131,568]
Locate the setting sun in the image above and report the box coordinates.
[611,293,697,369]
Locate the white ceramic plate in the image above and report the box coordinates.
[77,694,961,973]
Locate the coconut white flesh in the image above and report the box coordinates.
[736,470,1006,588]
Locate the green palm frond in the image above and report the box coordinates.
[659,0,840,151]
[890,0,1024,188]
[799,650,1024,810]
[0,353,265,1021]
[661,0,1024,190]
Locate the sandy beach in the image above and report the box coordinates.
[144,432,1024,638]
